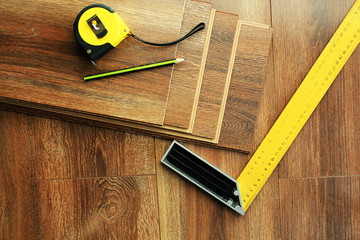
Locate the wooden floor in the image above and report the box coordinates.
[1,0,359,239]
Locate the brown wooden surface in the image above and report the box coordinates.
[0,0,184,125]
[192,11,239,139]
[164,0,213,129]
[33,117,156,179]
[1,0,359,239]
[218,22,272,151]
[279,177,360,240]
[38,176,159,239]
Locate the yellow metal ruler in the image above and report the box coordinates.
[238,0,360,212]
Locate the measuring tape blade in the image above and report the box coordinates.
[238,0,360,212]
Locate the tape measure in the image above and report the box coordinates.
[73,4,130,63]
[238,0,359,212]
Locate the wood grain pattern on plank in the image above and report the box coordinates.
[38,176,160,239]
[192,11,239,139]
[0,0,184,125]
[208,0,271,25]
[344,48,360,175]
[0,111,41,239]
[272,0,360,178]
[164,0,213,129]
[94,129,156,176]
[34,118,86,180]
[279,177,360,240]
[218,22,272,151]
[33,115,155,180]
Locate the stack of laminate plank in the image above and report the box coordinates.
[0,0,272,152]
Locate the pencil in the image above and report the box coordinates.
[84,58,185,81]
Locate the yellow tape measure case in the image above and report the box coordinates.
[73,4,130,63]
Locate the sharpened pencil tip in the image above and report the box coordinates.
[175,58,186,63]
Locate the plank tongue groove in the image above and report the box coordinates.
[163,0,213,129]
[191,11,239,139]
[218,22,273,151]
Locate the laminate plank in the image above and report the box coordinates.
[33,115,156,180]
[38,176,159,239]
[0,0,184,125]
[34,118,78,179]
[218,22,272,151]
[34,118,98,179]
[272,0,359,178]
[279,177,360,240]
[0,111,40,239]
[192,11,239,139]
[344,48,360,175]
[94,129,156,176]
[164,0,213,129]
[37,179,76,239]
[208,0,271,25]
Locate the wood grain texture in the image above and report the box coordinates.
[192,11,238,139]
[94,128,156,176]
[208,0,271,25]
[0,0,184,125]
[38,176,159,239]
[280,177,360,240]
[272,0,360,178]
[33,117,155,180]
[33,118,89,179]
[343,47,360,175]
[0,111,40,239]
[164,0,213,128]
[218,23,272,151]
